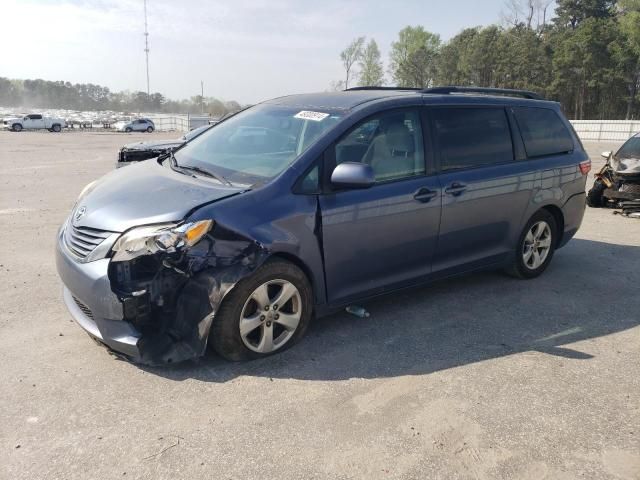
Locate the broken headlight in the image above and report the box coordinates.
[111,220,213,261]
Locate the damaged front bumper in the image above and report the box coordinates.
[56,220,268,365]
[56,227,144,359]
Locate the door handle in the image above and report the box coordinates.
[444,182,467,196]
[413,187,438,203]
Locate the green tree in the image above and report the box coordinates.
[551,17,624,118]
[358,39,385,86]
[340,37,365,89]
[553,0,616,28]
[494,25,551,92]
[390,26,441,87]
[617,0,640,118]
[436,28,480,85]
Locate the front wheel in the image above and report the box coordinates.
[12,124,22,132]
[125,127,132,133]
[146,126,154,133]
[506,210,557,279]
[209,259,313,361]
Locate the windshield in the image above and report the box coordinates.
[616,136,640,161]
[612,136,640,174]
[174,104,343,185]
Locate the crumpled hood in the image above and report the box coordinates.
[72,160,243,232]
[121,138,184,151]
[612,156,640,175]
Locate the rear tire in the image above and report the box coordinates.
[125,127,132,133]
[146,126,154,133]
[506,210,557,279]
[51,124,62,133]
[12,124,22,132]
[209,259,313,361]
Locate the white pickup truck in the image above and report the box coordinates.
[3,114,66,132]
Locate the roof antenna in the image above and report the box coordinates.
[143,0,150,96]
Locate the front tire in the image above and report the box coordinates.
[146,126,154,133]
[506,210,557,279]
[12,124,22,132]
[209,259,313,361]
[125,127,132,133]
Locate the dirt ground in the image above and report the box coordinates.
[0,130,639,480]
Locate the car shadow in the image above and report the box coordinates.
[140,238,640,383]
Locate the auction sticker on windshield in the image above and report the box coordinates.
[294,111,330,122]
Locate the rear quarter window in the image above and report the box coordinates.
[513,107,574,158]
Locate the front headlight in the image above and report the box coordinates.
[111,220,213,261]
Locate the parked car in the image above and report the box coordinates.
[3,113,66,132]
[55,86,589,366]
[587,132,640,211]
[113,118,155,133]
[117,124,212,167]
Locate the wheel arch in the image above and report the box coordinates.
[268,252,318,303]
[540,204,565,247]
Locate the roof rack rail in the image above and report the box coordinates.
[422,86,543,100]
[344,86,423,91]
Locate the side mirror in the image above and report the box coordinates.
[331,162,375,189]
[601,151,612,159]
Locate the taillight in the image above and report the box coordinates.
[579,160,591,175]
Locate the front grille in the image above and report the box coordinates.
[73,296,94,319]
[64,224,113,259]
[620,182,640,195]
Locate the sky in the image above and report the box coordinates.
[2,0,531,104]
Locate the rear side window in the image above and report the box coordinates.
[432,108,513,171]
[513,107,574,158]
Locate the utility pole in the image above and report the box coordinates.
[144,0,150,97]
[201,80,204,114]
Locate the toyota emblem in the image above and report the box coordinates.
[74,206,87,222]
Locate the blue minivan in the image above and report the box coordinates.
[56,87,589,365]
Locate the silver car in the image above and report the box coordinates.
[114,118,155,133]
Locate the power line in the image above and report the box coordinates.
[144,0,150,96]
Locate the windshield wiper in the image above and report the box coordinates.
[176,163,233,187]
[167,149,233,186]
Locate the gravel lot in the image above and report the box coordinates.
[0,130,639,480]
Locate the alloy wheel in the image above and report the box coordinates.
[239,279,302,354]
[522,221,552,270]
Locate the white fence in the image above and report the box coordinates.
[146,115,189,132]
[139,114,211,132]
[570,120,640,142]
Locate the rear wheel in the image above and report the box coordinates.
[51,124,62,133]
[506,210,557,279]
[125,127,132,133]
[12,124,22,132]
[146,126,154,133]
[209,259,312,361]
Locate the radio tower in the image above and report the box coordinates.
[143,0,150,96]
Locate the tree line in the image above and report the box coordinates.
[0,77,242,117]
[337,0,640,120]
